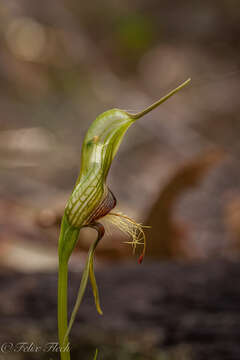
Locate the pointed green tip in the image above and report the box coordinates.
[97,307,103,315]
[127,78,191,120]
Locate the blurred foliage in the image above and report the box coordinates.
[114,14,155,56]
[0,0,240,266]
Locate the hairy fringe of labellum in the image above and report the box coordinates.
[102,210,147,263]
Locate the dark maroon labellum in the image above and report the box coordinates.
[87,187,116,224]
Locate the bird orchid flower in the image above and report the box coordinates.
[58,78,191,360]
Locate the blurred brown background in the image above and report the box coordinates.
[0,1,240,359]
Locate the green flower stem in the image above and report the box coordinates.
[58,260,70,360]
[58,215,80,360]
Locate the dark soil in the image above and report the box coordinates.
[0,260,240,359]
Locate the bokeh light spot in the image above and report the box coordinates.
[5,16,46,62]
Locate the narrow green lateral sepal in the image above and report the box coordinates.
[89,254,103,315]
[93,349,98,360]
[64,223,104,343]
